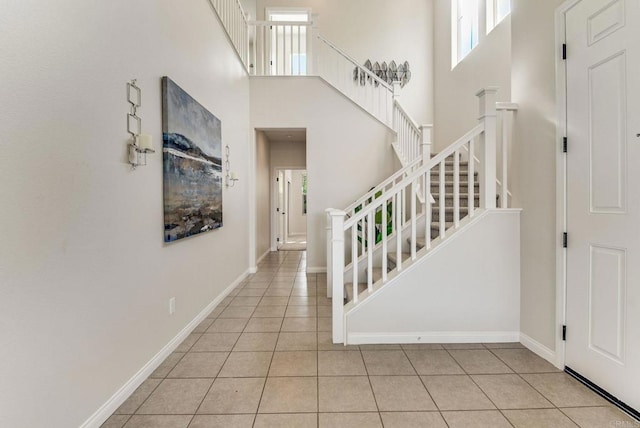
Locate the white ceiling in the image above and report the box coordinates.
[260,128,306,144]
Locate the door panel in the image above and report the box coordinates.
[588,52,627,213]
[565,0,640,411]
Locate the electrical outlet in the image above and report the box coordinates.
[169,297,176,315]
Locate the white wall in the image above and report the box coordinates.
[0,1,250,427]
[433,1,512,147]
[251,77,395,271]
[511,0,565,351]
[347,211,521,343]
[270,140,307,170]
[256,0,434,125]
[288,170,307,235]
[255,131,271,260]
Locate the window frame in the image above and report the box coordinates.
[452,0,480,68]
[486,0,511,34]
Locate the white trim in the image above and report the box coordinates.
[554,0,581,372]
[256,249,271,265]
[249,129,257,273]
[265,6,312,21]
[348,331,520,345]
[80,270,250,428]
[520,332,561,369]
[306,267,326,274]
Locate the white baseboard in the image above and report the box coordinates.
[81,269,250,428]
[347,331,520,345]
[520,332,559,369]
[256,249,271,265]
[250,250,273,274]
[306,267,326,274]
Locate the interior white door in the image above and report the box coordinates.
[565,0,640,412]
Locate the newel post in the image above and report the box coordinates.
[392,82,402,101]
[420,124,434,163]
[326,208,346,344]
[476,87,498,209]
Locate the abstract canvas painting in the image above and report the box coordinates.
[162,77,223,242]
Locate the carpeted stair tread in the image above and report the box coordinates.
[344,282,368,302]
[387,252,411,269]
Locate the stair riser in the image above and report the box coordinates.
[432,211,471,222]
[430,199,480,208]
[430,184,479,193]
[430,172,477,179]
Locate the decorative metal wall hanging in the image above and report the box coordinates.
[126,79,155,169]
[353,60,412,88]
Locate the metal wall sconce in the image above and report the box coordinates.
[127,79,155,169]
[225,145,239,187]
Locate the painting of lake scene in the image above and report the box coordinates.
[162,77,222,242]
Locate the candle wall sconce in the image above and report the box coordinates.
[127,79,155,169]
[225,145,239,187]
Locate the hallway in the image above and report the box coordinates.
[102,251,637,428]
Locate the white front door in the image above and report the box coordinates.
[565,0,640,411]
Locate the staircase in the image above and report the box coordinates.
[208,0,520,346]
[327,90,520,345]
[345,154,480,302]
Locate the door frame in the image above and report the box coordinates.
[555,2,640,417]
[271,167,307,251]
[554,0,582,370]
[265,7,313,21]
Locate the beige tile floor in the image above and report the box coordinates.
[103,251,639,428]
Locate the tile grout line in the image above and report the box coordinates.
[442,347,517,428]
[401,345,448,427]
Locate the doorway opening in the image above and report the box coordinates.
[276,168,307,251]
[253,128,307,262]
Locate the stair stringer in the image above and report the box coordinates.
[343,209,522,345]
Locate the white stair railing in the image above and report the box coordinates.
[393,99,423,166]
[344,158,422,218]
[211,0,420,140]
[314,35,394,127]
[245,20,394,127]
[496,102,518,208]
[209,0,249,68]
[249,21,312,76]
[327,88,501,344]
[460,100,518,208]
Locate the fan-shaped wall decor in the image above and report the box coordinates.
[355,60,412,88]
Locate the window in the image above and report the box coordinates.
[452,0,511,67]
[453,0,480,66]
[487,0,511,33]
